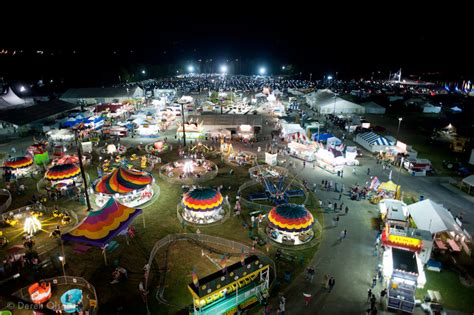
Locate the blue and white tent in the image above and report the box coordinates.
[355,131,394,152]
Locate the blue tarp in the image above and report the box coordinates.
[312,133,333,142]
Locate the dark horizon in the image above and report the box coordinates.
[1,7,473,87]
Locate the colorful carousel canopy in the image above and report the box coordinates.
[94,167,153,195]
[268,204,314,233]
[3,155,33,169]
[45,163,81,181]
[61,198,142,247]
[183,187,223,212]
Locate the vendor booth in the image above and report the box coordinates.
[46,129,75,145]
[93,166,154,207]
[181,187,224,224]
[408,199,469,254]
[355,131,394,153]
[177,119,204,140]
[370,180,400,204]
[267,204,315,245]
[27,143,50,165]
[383,247,426,313]
[314,147,345,174]
[237,124,254,140]
[287,141,317,162]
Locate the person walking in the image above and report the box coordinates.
[371,276,377,288]
[343,229,347,238]
[367,168,370,176]
[336,215,340,226]
[339,230,345,241]
[380,288,387,304]
[303,292,312,306]
[338,193,342,200]
[324,274,330,290]
[370,294,377,310]
[345,206,349,214]
[333,202,337,212]
[367,288,372,302]
[328,277,335,292]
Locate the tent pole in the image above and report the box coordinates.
[103,248,108,265]
[142,213,146,229]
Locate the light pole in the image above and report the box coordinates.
[395,117,403,199]
[74,129,92,211]
[59,256,67,278]
[181,101,186,147]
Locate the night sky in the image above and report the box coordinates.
[1,5,472,86]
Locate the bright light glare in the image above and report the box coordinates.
[24,217,41,235]
[141,70,146,74]
[183,161,194,174]
[281,66,286,70]
[19,86,26,92]
[327,76,333,80]
[188,65,194,72]
[220,65,228,73]
[259,67,266,75]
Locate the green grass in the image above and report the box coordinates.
[416,270,474,313]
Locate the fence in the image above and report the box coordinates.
[0,189,12,213]
[144,233,276,293]
[12,276,98,314]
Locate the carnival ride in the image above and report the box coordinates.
[60,289,83,313]
[248,162,304,205]
[28,282,52,304]
[188,255,270,315]
[266,204,315,245]
[93,166,154,207]
[181,187,225,225]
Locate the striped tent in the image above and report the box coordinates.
[183,188,223,212]
[3,156,33,169]
[358,132,393,146]
[45,163,81,181]
[94,166,153,195]
[268,204,314,233]
[61,198,142,247]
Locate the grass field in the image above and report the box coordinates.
[416,270,474,313]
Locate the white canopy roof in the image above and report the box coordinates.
[462,175,474,187]
[0,87,27,109]
[408,199,462,234]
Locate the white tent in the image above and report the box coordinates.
[306,90,365,114]
[422,103,441,113]
[355,131,394,152]
[462,175,474,193]
[280,123,305,137]
[0,87,27,110]
[451,106,462,112]
[407,199,462,234]
[361,101,386,114]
